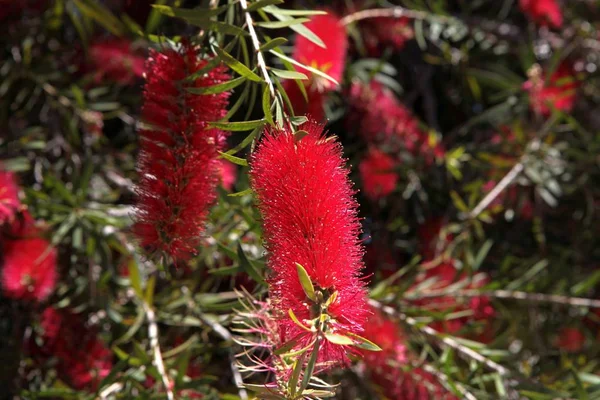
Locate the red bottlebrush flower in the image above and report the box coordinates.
[519,0,563,28]
[363,309,459,399]
[30,308,112,390]
[217,160,237,191]
[1,217,57,303]
[348,81,444,164]
[524,63,579,117]
[283,12,348,120]
[556,327,585,352]
[0,169,21,226]
[360,17,414,56]
[250,121,369,366]
[133,44,231,263]
[358,148,399,200]
[88,39,145,85]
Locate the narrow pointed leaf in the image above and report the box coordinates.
[296,262,316,302]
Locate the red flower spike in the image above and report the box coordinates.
[524,63,579,117]
[30,308,112,390]
[348,81,444,164]
[283,12,348,120]
[556,327,585,352]
[0,170,21,226]
[250,121,369,366]
[88,39,145,85]
[358,148,399,200]
[2,218,57,303]
[133,44,231,263]
[519,0,563,28]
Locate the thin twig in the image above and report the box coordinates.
[239,0,275,98]
[421,364,478,400]
[340,6,458,26]
[466,161,524,219]
[370,299,520,399]
[195,310,249,400]
[143,302,174,400]
[404,289,600,308]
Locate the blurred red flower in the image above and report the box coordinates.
[363,309,459,399]
[360,17,414,56]
[556,327,585,352]
[283,12,348,121]
[358,148,399,200]
[217,159,237,191]
[133,44,230,263]
[1,214,57,303]
[519,0,563,28]
[524,63,579,117]
[0,170,21,225]
[30,308,112,390]
[250,121,368,366]
[88,39,145,85]
[348,81,444,164]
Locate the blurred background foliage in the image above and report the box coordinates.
[1,0,600,399]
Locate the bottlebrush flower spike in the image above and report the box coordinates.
[283,12,348,121]
[133,43,230,263]
[358,148,399,200]
[29,307,112,390]
[88,38,145,85]
[519,0,563,28]
[0,169,21,225]
[250,121,369,366]
[523,63,579,117]
[348,80,444,164]
[1,214,57,303]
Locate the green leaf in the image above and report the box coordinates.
[270,50,338,86]
[256,18,310,29]
[127,258,143,298]
[215,47,262,82]
[259,37,288,52]
[296,262,316,302]
[289,353,305,396]
[271,69,308,80]
[237,242,265,285]
[247,0,285,12]
[186,76,246,95]
[265,9,325,48]
[263,6,328,16]
[262,85,274,125]
[346,332,382,352]
[72,0,125,36]
[225,126,260,155]
[144,275,156,305]
[227,188,253,197]
[294,130,309,142]
[288,308,312,332]
[300,339,320,392]
[274,335,302,355]
[210,119,265,131]
[323,332,354,345]
[219,151,248,167]
[151,4,228,20]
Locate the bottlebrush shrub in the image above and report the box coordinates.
[133,43,230,263]
[519,0,563,28]
[1,213,57,303]
[28,307,112,390]
[283,12,348,121]
[358,148,399,200]
[523,62,579,117]
[249,121,369,366]
[348,80,444,164]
